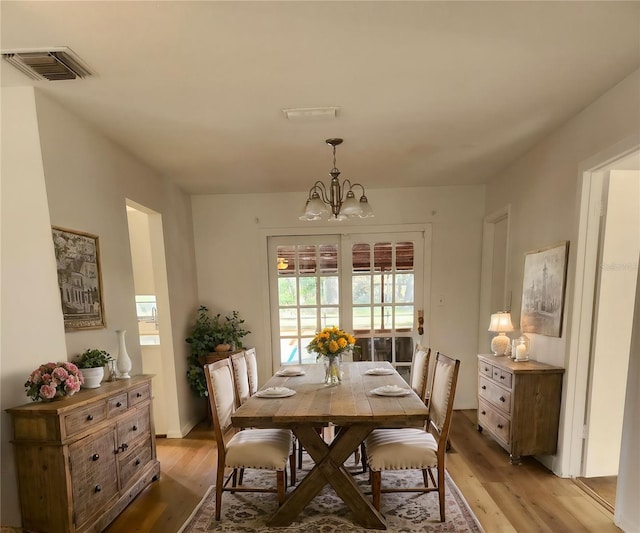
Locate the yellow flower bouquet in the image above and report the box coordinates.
[307,326,357,385]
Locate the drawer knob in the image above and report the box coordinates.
[132,425,138,431]
[481,385,486,390]
[484,367,489,371]
[116,443,129,453]
[135,458,141,466]
[92,453,100,461]
[497,424,503,429]
[481,410,486,415]
[499,396,506,402]
[86,414,94,421]
[95,485,102,493]
[116,402,122,407]
[136,392,142,398]
[500,375,505,380]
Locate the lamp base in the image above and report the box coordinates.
[491,333,510,356]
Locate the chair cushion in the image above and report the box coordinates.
[365,428,437,471]
[226,429,292,471]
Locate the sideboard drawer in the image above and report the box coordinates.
[479,362,493,378]
[128,383,151,407]
[478,399,510,444]
[108,393,128,417]
[493,368,513,389]
[478,376,511,414]
[117,406,151,452]
[64,402,108,437]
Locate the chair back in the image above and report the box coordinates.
[244,348,259,396]
[409,344,431,403]
[230,351,251,407]
[204,359,237,452]
[427,352,460,447]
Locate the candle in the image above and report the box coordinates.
[516,343,527,360]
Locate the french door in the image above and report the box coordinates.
[268,231,424,382]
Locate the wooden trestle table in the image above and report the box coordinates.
[231,361,429,530]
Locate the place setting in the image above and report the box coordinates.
[370,384,412,397]
[255,386,297,398]
[365,367,395,376]
[275,365,306,377]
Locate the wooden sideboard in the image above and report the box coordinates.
[477,354,564,464]
[7,375,160,533]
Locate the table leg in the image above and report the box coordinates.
[267,424,386,530]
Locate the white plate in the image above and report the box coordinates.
[366,368,395,375]
[276,368,306,377]
[255,387,297,398]
[371,385,411,397]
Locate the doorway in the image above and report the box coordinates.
[571,148,640,513]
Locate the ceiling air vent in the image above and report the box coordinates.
[1,47,92,81]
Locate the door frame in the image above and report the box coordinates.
[260,224,432,374]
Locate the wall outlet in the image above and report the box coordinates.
[437,294,445,306]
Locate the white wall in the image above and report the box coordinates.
[191,184,486,409]
[127,207,155,295]
[485,67,640,484]
[0,88,202,526]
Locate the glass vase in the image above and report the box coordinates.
[324,355,342,385]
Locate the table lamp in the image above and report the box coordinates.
[488,312,514,356]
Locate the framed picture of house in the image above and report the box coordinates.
[520,241,569,337]
[52,227,106,330]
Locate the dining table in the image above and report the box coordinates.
[231,360,430,530]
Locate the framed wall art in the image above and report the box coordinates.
[52,227,106,330]
[520,241,569,338]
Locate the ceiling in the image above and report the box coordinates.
[2,1,639,195]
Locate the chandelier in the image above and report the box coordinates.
[299,138,374,221]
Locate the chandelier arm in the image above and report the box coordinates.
[308,181,330,204]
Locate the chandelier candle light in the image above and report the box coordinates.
[488,312,514,356]
[300,138,374,221]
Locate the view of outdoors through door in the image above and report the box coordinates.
[269,232,423,383]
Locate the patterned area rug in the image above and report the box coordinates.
[179,458,484,532]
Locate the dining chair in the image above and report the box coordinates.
[364,352,460,521]
[229,351,251,408]
[410,344,431,403]
[244,347,259,396]
[203,359,296,520]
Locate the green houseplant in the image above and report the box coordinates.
[74,349,114,389]
[185,306,250,397]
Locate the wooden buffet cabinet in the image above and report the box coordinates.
[477,354,564,464]
[7,375,160,533]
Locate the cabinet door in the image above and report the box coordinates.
[69,426,118,528]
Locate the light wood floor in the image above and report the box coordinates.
[105,410,620,532]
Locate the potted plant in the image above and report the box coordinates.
[74,349,113,389]
[185,306,250,397]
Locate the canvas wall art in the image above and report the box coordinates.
[52,227,105,330]
[520,241,569,337]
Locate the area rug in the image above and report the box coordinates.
[179,457,484,532]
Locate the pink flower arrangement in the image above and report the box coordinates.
[25,362,84,401]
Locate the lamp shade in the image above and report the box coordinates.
[488,312,514,333]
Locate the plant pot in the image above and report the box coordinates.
[214,344,231,353]
[82,367,104,389]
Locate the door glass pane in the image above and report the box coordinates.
[395,273,414,303]
[278,278,296,306]
[319,244,338,274]
[353,307,371,331]
[298,245,317,274]
[395,305,414,330]
[300,308,318,336]
[352,243,371,272]
[301,338,316,363]
[374,243,392,272]
[320,307,339,328]
[280,338,299,364]
[277,245,295,274]
[299,277,317,306]
[353,276,371,304]
[279,308,298,336]
[354,338,371,361]
[374,337,392,362]
[320,276,339,305]
[396,242,414,271]
[395,337,413,362]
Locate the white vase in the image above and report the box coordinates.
[82,366,104,389]
[116,329,132,379]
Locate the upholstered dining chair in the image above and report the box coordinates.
[229,351,251,408]
[364,352,460,521]
[244,348,259,396]
[410,344,431,403]
[204,359,296,520]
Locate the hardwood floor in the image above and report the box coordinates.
[106,410,620,532]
